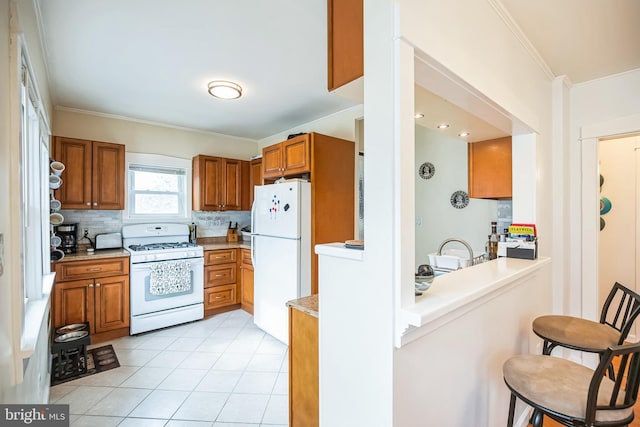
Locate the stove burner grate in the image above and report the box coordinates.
[128,241,197,251]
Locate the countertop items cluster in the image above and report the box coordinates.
[399,256,551,342]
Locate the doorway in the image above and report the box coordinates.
[598,134,640,340]
[581,113,640,338]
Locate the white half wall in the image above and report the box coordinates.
[394,263,551,427]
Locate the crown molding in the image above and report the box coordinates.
[487,0,555,81]
[54,106,258,143]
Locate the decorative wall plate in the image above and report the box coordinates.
[600,197,612,215]
[418,162,435,180]
[450,190,469,209]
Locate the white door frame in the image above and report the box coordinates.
[581,113,640,322]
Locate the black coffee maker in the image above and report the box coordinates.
[55,223,78,254]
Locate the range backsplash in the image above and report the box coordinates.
[58,210,251,241]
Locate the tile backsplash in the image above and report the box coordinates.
[58,210,251,241]
[497,200,513,235]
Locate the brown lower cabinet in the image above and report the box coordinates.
[239,249,254,314]
[204,248,240,315]
[52,257,130,342]
[289,305,319,427]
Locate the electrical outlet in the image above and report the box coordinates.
[82,228,89,237]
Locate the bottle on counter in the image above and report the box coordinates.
[488,221,499,260]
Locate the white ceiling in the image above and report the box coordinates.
[36,0,640,141]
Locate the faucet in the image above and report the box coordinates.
[437,238,475,267]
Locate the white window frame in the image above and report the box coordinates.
[125,152,192,222]
[8,26,55,385]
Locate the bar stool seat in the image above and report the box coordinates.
[532,282,640,356]
[533,315,620,354]
[503,342,640,427]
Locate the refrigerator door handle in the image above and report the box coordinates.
[251,234,256,266]
[251,200,256,266]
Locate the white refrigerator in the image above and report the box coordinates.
[251,180,311,344]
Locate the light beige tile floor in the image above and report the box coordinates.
[49,309,289,427]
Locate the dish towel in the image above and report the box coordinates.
[149,260,192,296]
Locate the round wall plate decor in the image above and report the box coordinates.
[600,197,612,215]
[418,162,435,179]
[450,190,469,209]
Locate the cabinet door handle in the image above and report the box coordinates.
[93,202,98,206]
[86,267,102,271]
[215,296,223,299]
[215,274,223,277]
[215,256,224,259]
[88,283,94,288]
[86,202,91,206]
[95,283,101,287]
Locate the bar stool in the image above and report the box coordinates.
[533,282,640,357]
[503,341,640,427]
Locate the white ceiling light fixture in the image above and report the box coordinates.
[207,80,242,100]
[414,113,424,119]
[437,123,450,129]
[458,131,471,137]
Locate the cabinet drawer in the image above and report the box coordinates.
[55,257,129,281]
[241,249,252,265]
[205,263,236,287]
[204,249,237,265]
[204,284,237,310]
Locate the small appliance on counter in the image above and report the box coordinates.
[54,223,78,254]
[94,232,122,250]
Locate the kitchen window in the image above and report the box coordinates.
[126,153,191,220]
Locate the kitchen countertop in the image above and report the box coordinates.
[197,237,251,251]
[399,256,551,340]
[51,238,252,263]
[53,247,130,262]
[287,294,319,318]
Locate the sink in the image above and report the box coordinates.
[428,252,485,270]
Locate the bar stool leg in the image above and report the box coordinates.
[507,394,516,427]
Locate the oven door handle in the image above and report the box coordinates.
[130,258,204,271]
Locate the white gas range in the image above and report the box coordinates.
[123,223,204,334]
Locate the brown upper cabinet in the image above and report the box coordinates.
[249,158,262,208]
[262,134,311,180]
[468,136,512,199]
[327,0,363,91]
[192,155,251,211]
[53,136,125,210]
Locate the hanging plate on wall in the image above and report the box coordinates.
[418,162,435,180]
[450,190,469,209]
[600,217,606,231]
[600,197,612,215]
